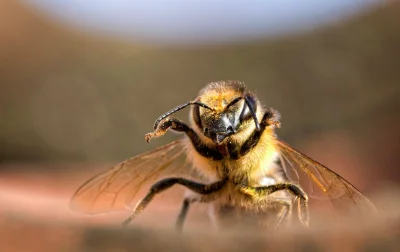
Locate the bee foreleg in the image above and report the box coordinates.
[239,183,309,227]
[145,118,223,160]
[262,108,281,128]
[122,178,226,227]
[145,118,195,142]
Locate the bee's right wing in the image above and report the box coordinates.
[70,139,196,215]
[276,140,377,214]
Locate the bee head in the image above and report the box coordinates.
[192,81,260,144]
[151,81,261,145]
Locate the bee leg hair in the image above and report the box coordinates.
[239,182,309,227]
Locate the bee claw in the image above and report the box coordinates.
[145,133,154,143]
[122,217,133,228]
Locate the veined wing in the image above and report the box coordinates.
[70,139,194,214]
[276,139,377,213]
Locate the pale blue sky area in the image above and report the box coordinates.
[22,0,381,44]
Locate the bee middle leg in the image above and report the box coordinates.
[240,183,309,227]
[176,194,222,232]
[175,197,196,232]
[122,178,226,227]
[266,199,293,229]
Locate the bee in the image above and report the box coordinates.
[70,80,376,230]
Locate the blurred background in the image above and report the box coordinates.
[0,0,399,251]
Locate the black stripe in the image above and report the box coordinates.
[230,111,272,160]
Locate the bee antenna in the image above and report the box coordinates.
[153,101,213,129]
[244,96,260,131]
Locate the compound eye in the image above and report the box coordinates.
[240,95,257,122]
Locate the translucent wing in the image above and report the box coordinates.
[70,139,194,214]
[276,140,377,213]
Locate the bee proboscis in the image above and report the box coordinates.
[70,80,376,230]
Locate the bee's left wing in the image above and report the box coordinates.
[276,139,377,213]
[70,139,197,215]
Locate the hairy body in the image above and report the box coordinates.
[146,81,307,230]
